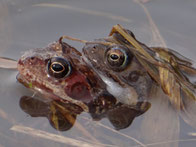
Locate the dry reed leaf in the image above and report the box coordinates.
[135,0,196,109]
[10,125,101,147]
[134,1,179,108]
[0,57,17,69]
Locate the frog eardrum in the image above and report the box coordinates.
[105,46,133,71]
[47,57,71,79]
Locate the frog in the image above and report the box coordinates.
[17,39,95,111]
[82,27,196,130]
[82,32,154,105]
[17,37,150,130]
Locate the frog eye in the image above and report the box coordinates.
[105,46,132,71]
[47,57,71,79]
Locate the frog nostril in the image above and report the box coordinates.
[92,46,97,51]
[27,56,37,65]
[18,59,24,66]
[30,57,35,60]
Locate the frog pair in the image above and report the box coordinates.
[17,27,150,130]
[17,25,196,130]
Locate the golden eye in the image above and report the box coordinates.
[105,46,132,71]
[47,57,71,79]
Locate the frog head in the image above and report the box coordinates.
[82,31,153,104]
[17,39,107,111]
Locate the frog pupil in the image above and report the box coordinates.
[110,54,119,60]
[52,63,64,72]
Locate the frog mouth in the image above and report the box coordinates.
[17,72,67,101]
[17,72,55,97]
[17,59,52,93]
[16,73,33,89]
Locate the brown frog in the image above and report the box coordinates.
[17,37,150,130]
[17,39,96,111]
[82,33,154,105]
[82,27,196,128]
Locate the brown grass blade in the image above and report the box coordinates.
[133,1,181,108]
[0,57,17,69]
[133,1,182,109]
[10,125,100,147]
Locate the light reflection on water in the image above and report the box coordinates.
[0,0,196,146]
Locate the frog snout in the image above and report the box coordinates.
[17,59,24,72]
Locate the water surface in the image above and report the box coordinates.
[0,0,196,146]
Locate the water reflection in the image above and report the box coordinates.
[20,96,81,131]
[20,95,150,131]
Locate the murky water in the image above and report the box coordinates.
[0,0,196,146]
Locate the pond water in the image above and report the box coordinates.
[0,0,196,147]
